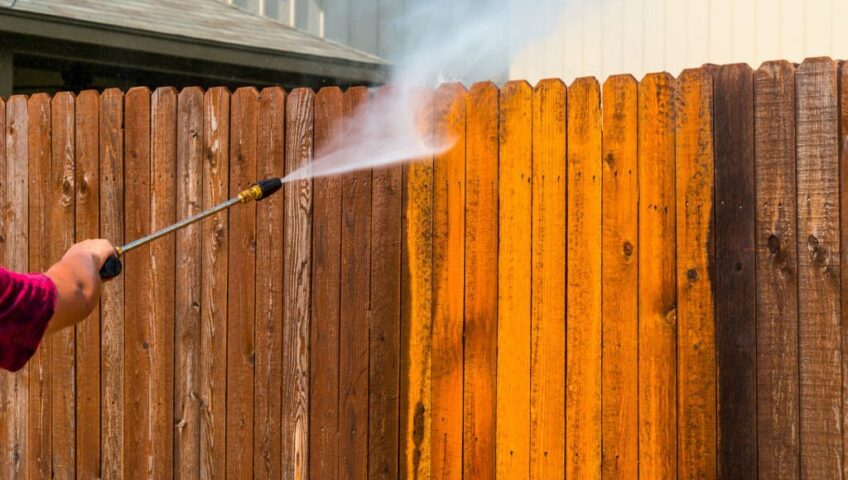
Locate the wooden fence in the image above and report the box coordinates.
[0,57,846,479]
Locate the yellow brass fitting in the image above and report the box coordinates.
[238,185,263,204]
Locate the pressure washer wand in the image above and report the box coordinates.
[99,177,283,279]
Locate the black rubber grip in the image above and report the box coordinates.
[256,177,283,201]
[100,256,122,279]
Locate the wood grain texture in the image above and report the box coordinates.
[841,60,848,480]
[282,87,313,480]
[370,89,403,480]
[226,87,258,480]
[310,86,343,480]
[431,82,466,480]
[675,68,716,480]
[530,78,566,480]
[600,74,638,480]
[254,86,285,480]
[99,88,124,480]
[707,64,757,480]
[200,87,229,480]
[795,57,843,479]
[565,77,602,480]
[637,73,678,480]
[496,81,532,480]
[754,60,800,479]
[174,86,203,480]
[0,94,7,479]
[463,81,498,480]
[74,90,101,479]
[49,92,76,480]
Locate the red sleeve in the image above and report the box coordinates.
[0,268,57,372]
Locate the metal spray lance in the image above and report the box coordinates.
[99,177,284,279]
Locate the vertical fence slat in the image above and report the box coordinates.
[708,63,757,480]
[462,81,498,480]
[496,80,532,479]
[254,86,285,480]
[200,87,229,480]
[49,92,76,480]
[100,88,124,480]
[796,56,843,479]
[0,94,7,479]
[174,86,203,479]
[74,89,100,479]
[431,82,466,480]
[369,89,403,480]
[841,60,848,480]
[638,72,678,480]
[226,87,258,480]
[565,77,602,480]
[675,68,717,480]
[600,74,639,480]
[754,60,800,479]
[530,78,567,480]
[399,88,434,480]
[282,87,313,480]
[310,86,343,480]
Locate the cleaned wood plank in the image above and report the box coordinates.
[100,88,124,480]
[431,82,465,480]
[226,87,258,480]
[339,86,371,480]
[754,60,800,479]
[530,78,566,480]
[49,92,76,480]
[174,86,203,479]
[707,63,757,479]
[565,77,603,480]
[310,86,343,480]
[638,73,678,480]
[74,89,101,479]
[282,87,313,480]
[200,87,229,480]
[796,57,843,479]
[675,68,717,480]
[463,81,498,480]
[399,88,434,480]
[841,60,848,480]
[369,88,403,480]
[254,86,285,480]
[496,80,533,479]
[601,74,639,480]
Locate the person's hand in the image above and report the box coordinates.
[45,239,116,334]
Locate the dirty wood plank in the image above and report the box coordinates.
[462,81,498,480]
[310,86,343,480]
[0,94,8,479]
[254,86,285,480]
[754,60,800,479]
[49,92,77,480]
[675,68,717,480]
[530,78,567,480]
[74,89,101,479]
[27,92,52,480]
[174,86,203,480]
[637,73,678,480]
[282,87,313,480]
[100,88,124,480]
[431,82,466,480]
[565,77,603,480]
[339,86,371,480]
[226,87,258,480]
[496,81,533,479]
[399,88,434,480]
[600,74,639,480]
[200,87,229,480]
[796,57,843,479]
[369,88,403,480]
[707,63,757,480]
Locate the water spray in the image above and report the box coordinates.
[98,177,283,279]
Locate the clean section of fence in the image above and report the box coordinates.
[0,57,846,479]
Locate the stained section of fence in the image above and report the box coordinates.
[1,57,847,479]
